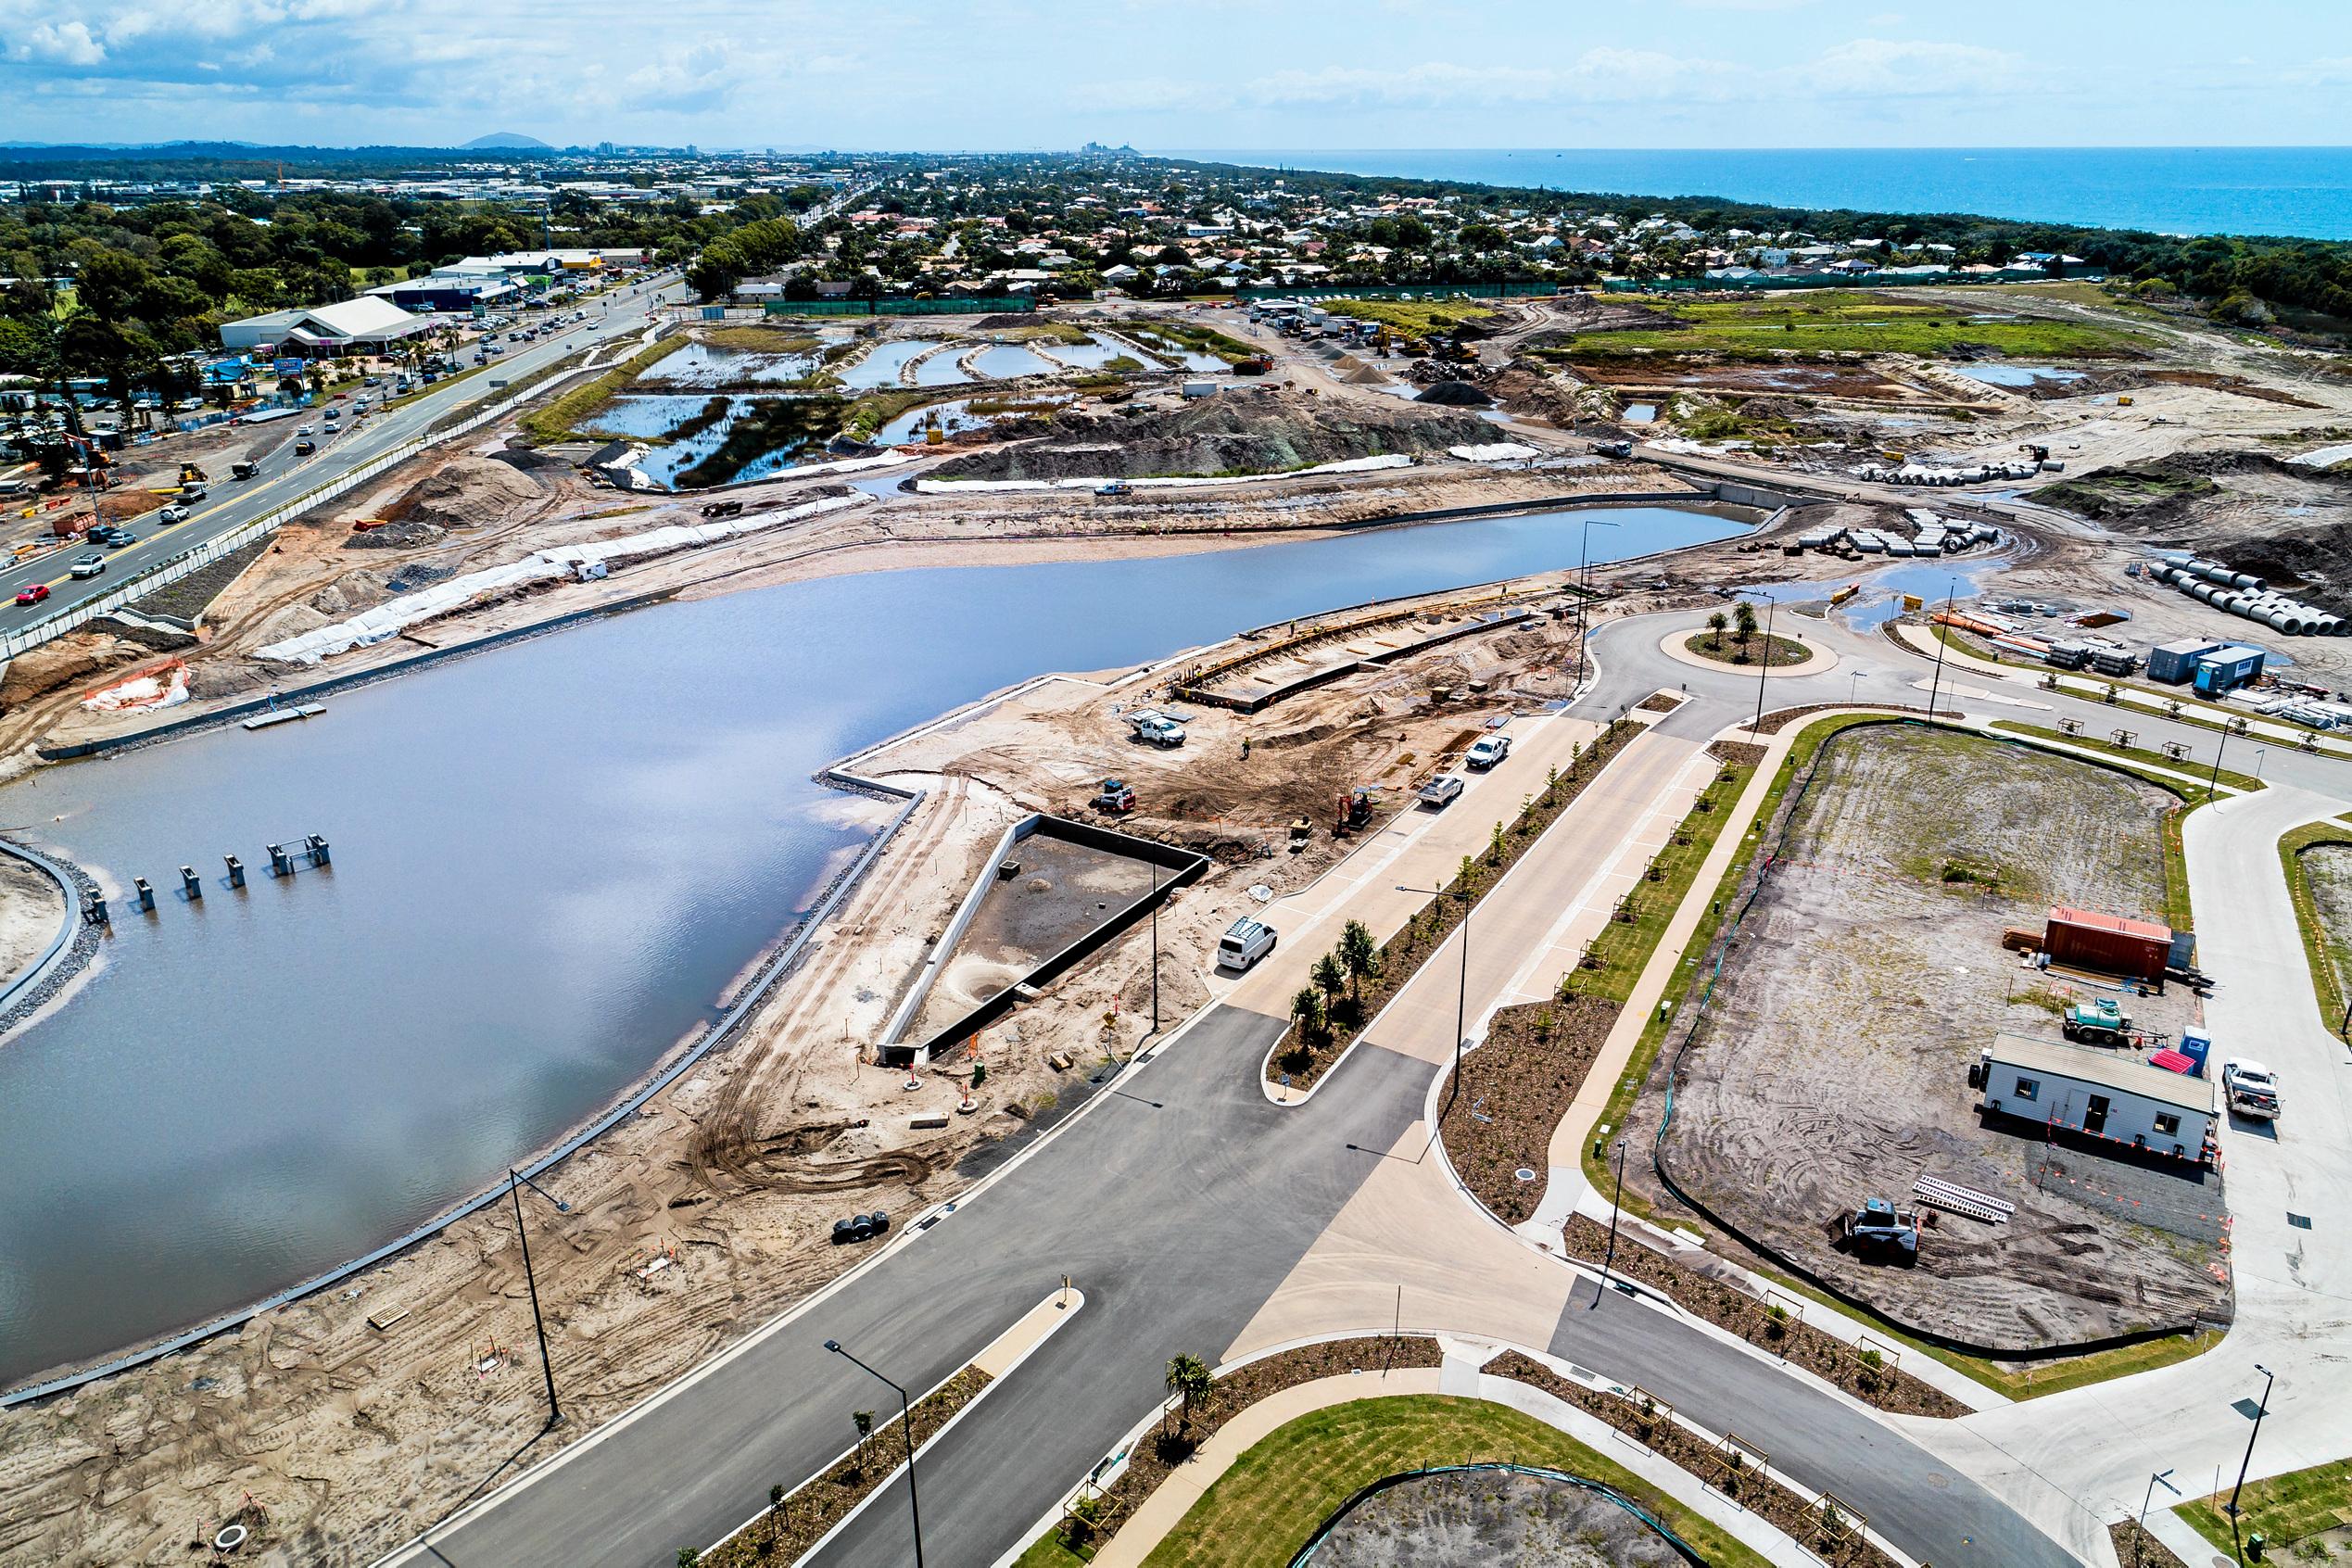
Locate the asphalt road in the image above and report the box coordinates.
[393,613,2086,1568]
[0,273,680,637]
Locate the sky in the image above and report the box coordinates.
[2,0,2348,152]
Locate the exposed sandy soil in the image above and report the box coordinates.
[1641,726,2231,1350]
[0,850,66,987]
[1319,1469,1688,1567]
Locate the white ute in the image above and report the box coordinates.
[1127,711,1186,749]
[2222,1059,2280,1120]
[1465,734,1511,770]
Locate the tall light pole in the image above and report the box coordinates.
[1597,1136,1630,1303]
[2209,718,2247,801]
[825,1339,927,1568]
[1925,577,1958,725]
[1574,518,1621,691]
[1147,854,1160,1036]
[2228,1363,2275,1521]
[1397,883,1473,1113]
[507,1168,571,1428]
[1750,594,1776,735]
[2134,1468,2176,1565]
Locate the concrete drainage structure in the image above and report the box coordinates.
[2149,559,2348,638]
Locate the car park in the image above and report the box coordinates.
[1465,734,1511,770]
[1217,917,1278,971]
[69,554,106,578]
[1417,774,1466,808]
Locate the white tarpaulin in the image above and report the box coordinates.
[257,493,872,665]
[1447,443,1540,462]
[912,452,1414,495]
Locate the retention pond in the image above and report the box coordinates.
[0,505,1744,1387]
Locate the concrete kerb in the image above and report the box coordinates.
[1003,1328,1920,1568]
[1656,623,1834,680]
[700,1287,1087,1567]
[0,833,85,1013]
[1257,714,1650,1107]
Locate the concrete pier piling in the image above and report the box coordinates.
[134,878,155,913]
[307,834,331,866]
[88,892,108,925]
[225,855,246,890]
[180,866,202,901]
[267,843,290,877]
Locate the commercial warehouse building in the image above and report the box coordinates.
[218,297,435,355]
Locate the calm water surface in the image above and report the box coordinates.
[0,508,1742,1384]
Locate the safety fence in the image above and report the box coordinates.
[762,295,1035,317]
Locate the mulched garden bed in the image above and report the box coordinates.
[1683,630,1812,668]
[1707,740,1767,769]
[1065,1336,1447,1557]
[2108,1519,2190,1568]
[1271,720,1640,1094]
[1437,996,1620,1223]
[1487,1351,1903,1568]
[702,1367,991,1565]
[1751,701,1952,735]
[1637,691,1685,714]
[1555,1215,1964,1419]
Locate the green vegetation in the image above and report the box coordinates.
[1321,297,1494,337]
[692,324,820,353]
[675,395,850,487]
[2179,1457,2352,1562]
[1540,289,2143,362]
[1567,755,1760,1007]
[2278,822,2352,1039]
[519,334,689,442]
[1989,720,2263,796]
[1114,319,1255,363]
[1139,1397,1771,1568]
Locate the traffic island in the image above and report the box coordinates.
[1663,625,1824,675]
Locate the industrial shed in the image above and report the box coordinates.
[1978,1034,2216,1164]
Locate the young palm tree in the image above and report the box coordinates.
[1338,919,1379,1002]
[1289,985,1326,1046]
[852,1410,875,1470]
[1311,951,1346,1010]
[1706,609,1728,649]
[1165,1353,1213,1432]
[1733,600,1759,647]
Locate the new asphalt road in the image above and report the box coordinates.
[0,274,679,638]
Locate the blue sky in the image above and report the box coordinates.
[2,0,2347,150]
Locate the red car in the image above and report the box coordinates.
[14,584,49,606]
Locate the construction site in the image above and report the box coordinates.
[1636,724,2231,1352]
[2,271,2349,1565]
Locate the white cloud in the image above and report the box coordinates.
[16,20,107,65]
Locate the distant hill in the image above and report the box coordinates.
[464,133,551,150]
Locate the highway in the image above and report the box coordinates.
[0,272,680,640]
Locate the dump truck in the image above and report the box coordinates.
[2060,996,2132,1045]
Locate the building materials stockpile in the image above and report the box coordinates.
[256,493,872,665]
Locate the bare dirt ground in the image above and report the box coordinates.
[1641,725,2231,1350]
[1319,1468,1688,1567]
[2296,841,2352,1001]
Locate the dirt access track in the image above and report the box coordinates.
[1645,724,2231,1351]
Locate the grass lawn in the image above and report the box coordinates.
[2180,1457,2352,1562]
[1139,1396,1771,1568]
[1321,297,1495,337]
[1543,288,2143,362]
[2279,821,2352,1040]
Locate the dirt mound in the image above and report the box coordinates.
[1484,360,1581,425]
[345,519,449,550]
[0,633,145,708]
[1415,379,1493,407]
[925,390,1496,481]
[383,454,546,531]
[488,446,576,476]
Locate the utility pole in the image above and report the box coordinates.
[1148,854,1160,1035]
[1596,1137,1630,1304]
[2208,718,2245,801]
[826,1340,926,1568]
[507,1168,571,1428]
[1925,578,1956,724]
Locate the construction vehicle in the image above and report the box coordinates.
[1831,1197,1920,1259]
[1591,439,1633,459]
[701,499,744,518]
[1091,778,1135,815]
[1335,787,1373,833]
[2060,996,2132,1045]
[1094,480,1131,498]
[1127,712,1185,748]
[1233,357,1272,376]
[177,462,209,487]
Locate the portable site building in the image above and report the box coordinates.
[1979,1034,2216,1164]
[2194,645,2265,696]
[2147,638,2224,685]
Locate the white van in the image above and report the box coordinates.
[1218,917,1277,972]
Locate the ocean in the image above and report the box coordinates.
[1155,147,2352,241]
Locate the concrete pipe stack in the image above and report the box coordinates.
[2151,562,2348,636]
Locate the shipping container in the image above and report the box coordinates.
[2044,904,2172,985]
[2147,638,2225,685]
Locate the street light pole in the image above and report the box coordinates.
[1597,1137,1629,1301]
[2134,1468,2176,1565]
[507,1168,571,1428]
[1397,884,1473,1113]
[2209,719,2245,801]
[826,1339,927,1568]
[1751,594,1776,735]
[2228,1363,2275,1521]
[1148,854,1160,1035]
[1574,519,1620,693]
[1925,578,1956,725]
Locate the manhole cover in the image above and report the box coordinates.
[1513,1168,1538,1183]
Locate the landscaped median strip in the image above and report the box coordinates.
[2278,818,2352,1039]
[1265,715,1643,1097]
[695,1285,1083,1568]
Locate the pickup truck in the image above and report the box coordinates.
[2222,1059,2280,1120]
[1128,713,1186,749]
[1418,774,1465,809]
[1465,734,1511,771]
